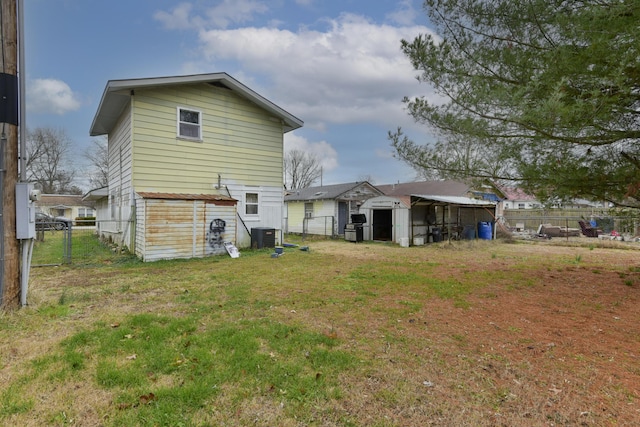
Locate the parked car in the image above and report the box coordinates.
[35,212,71,231]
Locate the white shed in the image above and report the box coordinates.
[359,196,411,245]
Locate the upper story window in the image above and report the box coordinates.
[177,107,201,140]
[246,193,259,215]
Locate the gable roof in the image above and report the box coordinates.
[82,186,109,201]
[38,194,94,208]
[285,182,379,201]
[90,72,304,136]
[499,186,538,202]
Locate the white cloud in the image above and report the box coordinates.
[153,3,194,30]
[194,13,436,130]
[284,133,338,172]
[387,0,419,26]
[154,0,269,30]
[27,78,82,115]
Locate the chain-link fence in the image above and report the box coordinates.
[500,208,639,239]
[32,220,134,266]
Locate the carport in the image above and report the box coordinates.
[410,194,497,243]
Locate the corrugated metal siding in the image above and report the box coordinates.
[205,203,237,256]
[135,196,145,258]
[139,198,237,262]
[143,199,200,261]
[131,84,285,193]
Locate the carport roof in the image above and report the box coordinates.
[411,194,496,207]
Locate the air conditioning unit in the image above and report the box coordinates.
[251,227,275,249]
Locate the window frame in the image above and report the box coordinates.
[177,107,202,141]
[78,207,95,218]
[245,192,259,216]
[304,202,314,218]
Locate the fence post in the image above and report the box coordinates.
[63,223,72,264]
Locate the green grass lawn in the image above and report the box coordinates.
[2,238,639,426]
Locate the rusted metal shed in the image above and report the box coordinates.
[135,193,237,262]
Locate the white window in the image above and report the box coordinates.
[304,202,314,218]
[245,193,259,215]
[517,203,525,209]
[78,207,95,217]
[177,107,201,140]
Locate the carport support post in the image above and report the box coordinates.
[447,204,451,242]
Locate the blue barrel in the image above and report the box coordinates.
[478,221,492,240]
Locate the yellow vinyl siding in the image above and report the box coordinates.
[286,202,305,233]
[130,83,284,192]
[286,200,338,236]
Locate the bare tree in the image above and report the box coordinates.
[357,174,375,184]
[26,127,79,194]
[85,136,109,189]
[284,149,322,190]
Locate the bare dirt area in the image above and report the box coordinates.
[311,240,640,426]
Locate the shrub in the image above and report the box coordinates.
[75,216,96,226]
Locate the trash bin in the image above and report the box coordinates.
[462,224,475,240]
[431,227,442,242]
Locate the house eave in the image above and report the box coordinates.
[90,72,303,136]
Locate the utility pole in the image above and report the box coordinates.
[0,0,19,309]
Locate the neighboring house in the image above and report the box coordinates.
[497,186,541,213]
[360,180,497,244]
[89,73,303,261]
[284,182,383,236]
[37,194,95,223]
[498,185,609,211]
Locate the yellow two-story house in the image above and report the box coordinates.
[89,73,303,261]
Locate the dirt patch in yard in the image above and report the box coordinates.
[309,240,640,425]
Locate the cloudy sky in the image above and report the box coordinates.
[24,0,438,190]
